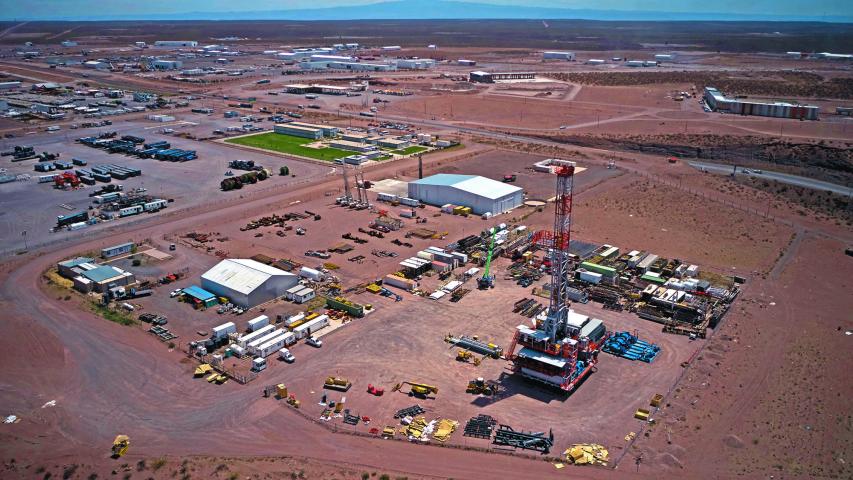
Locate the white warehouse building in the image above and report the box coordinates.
[543,51,576,61]
[201,258,300,308]
[408,174,523,215]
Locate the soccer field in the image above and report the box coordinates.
[225,132,353,162]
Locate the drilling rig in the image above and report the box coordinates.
[504,160,602,393]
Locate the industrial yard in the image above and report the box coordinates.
[0,13,851,480]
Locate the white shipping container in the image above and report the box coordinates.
[256,332,296,358]
[292,314,329,339]
[441,204,455,213]
[68,222,87,231]
[283,312,305,327]
[384,274,416,291]
[579,270,603,284]
[228,344,246,356]
[247,329,285,353]
[247,315,270,332]
[212,321,236,339]
[442,280,462,292]
[237,324,275,348]
[416,251,433,261]
[465,267,480,277]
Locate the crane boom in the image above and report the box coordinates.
[478,229,497,289]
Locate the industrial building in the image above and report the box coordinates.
[330,140,378,153]
[150,59,183,70]
[154,41,198,48]
[469,71,535,83]
[704,87,819,120]
[395,58,436,69]
[297,60,396,72]
[289,122,338,137]
[543,51,575,61]
[284,84,349,95]
[273,124,322,139]
[201,258,300,308]
[408,174,523,215]
[458,59,476,66]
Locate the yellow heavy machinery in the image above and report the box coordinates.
[456,349,481,366]
[111,435,130,458]
[324,376,352,392]
[466,377,497,396]
[194,364,213,377]
[392,381,439,397]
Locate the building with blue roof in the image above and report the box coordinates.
[408,173,523,215]
[182,285,219,308]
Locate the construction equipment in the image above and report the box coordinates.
[392,381,438,397]
[367,384,384,396]
[394,404,425,419]
[324,376,352,391]
[382,426,397,438]
[493,425,553,454]
[466,377,497,396]
[194,364,213,377]
[565,444,609,466]
[456,350,481,366]
[111,435,130,458]
[477,229,497,289]
[445,334,503,358]
[464,414,497,438]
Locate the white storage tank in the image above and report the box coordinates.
[247,315,270,332]
[299,266,324,282]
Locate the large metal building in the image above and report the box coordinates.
[201,259,300,308]
[408,174,523,215]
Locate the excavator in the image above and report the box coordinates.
[392,381,439,397]
[111,435,130,458]
[456,349,481,366]
[477,229,496,290]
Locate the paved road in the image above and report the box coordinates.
[688,160,852,196]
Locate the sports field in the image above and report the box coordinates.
[226,132,353,162]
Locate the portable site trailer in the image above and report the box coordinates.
[143,199,168,212]
[237,324,275,348]
[283,312,305,328]
[255,331,296,358]
[292,314,329,339]
[212,321,237,340]
[247,315,270,332]
[247,329,285,354]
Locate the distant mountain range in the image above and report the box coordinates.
[12,0,853,22]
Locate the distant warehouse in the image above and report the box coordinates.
[154,40,198,48]
[543,51,575,61]
[704,87,819,120]
[273,124,322,139]
[469,71,536,83]
[408,174,523,215]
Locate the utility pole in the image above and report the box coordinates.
[22,230,27,250]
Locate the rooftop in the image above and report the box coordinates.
[182,285,217,301]
[82,265,127,283]
[202,258,295,296]
[411,174,522,200]
[59,256,94,268]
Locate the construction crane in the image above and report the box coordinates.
[505,160,602,393]
[477,229,497,289]
[392,381,438,397]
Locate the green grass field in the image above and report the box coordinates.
[226,132,353,162]
[392,146,429,156]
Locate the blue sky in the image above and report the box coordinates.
[0,0,848,20]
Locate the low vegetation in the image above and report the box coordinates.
[89,302,136,326]
[227,133,352,162]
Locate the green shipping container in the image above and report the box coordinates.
[580,261,616,277]
[641,274,666,284]
[326,297,365,318]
